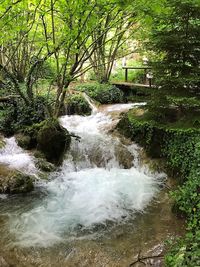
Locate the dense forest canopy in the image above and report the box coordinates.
[0,0,139,114]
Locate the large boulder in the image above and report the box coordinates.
[16,119,71,165]
[37,119,71,165]
[65,94,92,115]
[0,165,34,194]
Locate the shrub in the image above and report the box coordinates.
[76,83,124,104]
[0,96,47,136]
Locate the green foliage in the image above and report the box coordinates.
[76,83,124,104]
[165,231,200,267]
[110,66,145,83]
[117,110,200,266]
[65,94,92,115]
[166,96,200,111]
[145,88,200,127]
[0,96,47,136]
[162,129,199,177]
[149,0,200,93]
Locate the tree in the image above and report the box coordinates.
[0,0,45,104]
[150,0,200,94]
[38,0,136,115]
[0,0,137,116]
[88,4,136,83]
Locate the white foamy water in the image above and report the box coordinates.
[7,103,164,247]
[0,137,37,174]
[82,92,98,114]
[105,102,146,112]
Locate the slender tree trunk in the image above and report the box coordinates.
[0,64,29,105]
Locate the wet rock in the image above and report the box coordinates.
[37,119,71,165]
[0,165,34,194]
[36,158,56,172]
[34,149,56,172]
[65,94,92,116]
[0,256,10,267]
[16,134,32,150]
[115,145,134,169]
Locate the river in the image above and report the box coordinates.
[0,103,184,267]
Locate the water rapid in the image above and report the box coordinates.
[0,137,37,174]
[0,103,166,252]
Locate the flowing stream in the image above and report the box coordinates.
[0,103,184,267]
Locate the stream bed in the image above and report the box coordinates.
[0,103,184,267]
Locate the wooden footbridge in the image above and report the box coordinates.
[112,66,154,90]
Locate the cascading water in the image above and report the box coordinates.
[0,103,185,267]
[0,103,164,248]
[0,137,37,174]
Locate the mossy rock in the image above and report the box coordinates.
[16,134,32,150]
[33,150,46,159]
[36,158,56,172]
[37,119,71,165]
[0,165,34,194]
[19,125,39,149]
[65,94,92,115]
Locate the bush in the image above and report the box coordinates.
[0,96,47,136]
[76,83,124,104]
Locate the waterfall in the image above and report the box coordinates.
[0,137,37,175]
[82,92,98,114]
[1,103,164,248]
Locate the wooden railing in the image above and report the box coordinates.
[122,66,153,87]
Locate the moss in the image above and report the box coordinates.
[37,119,71,165]
[117,110,200,176]
[16,134,32,150]
[0,165,34,194]
[65,94,92,115]
[17,119,71,165]
[33,150,46,159]
[35,158,56,172]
